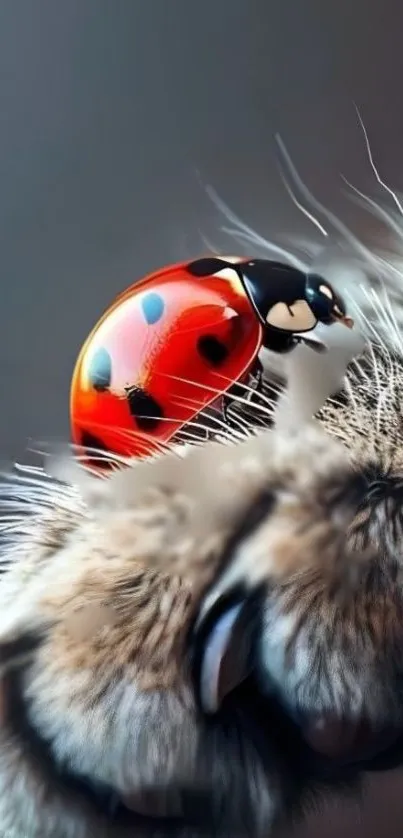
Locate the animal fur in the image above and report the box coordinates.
[3,197,403,836]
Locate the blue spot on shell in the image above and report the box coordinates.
[141,292,165,325]
[88,348,112,392]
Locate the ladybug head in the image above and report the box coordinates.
[186,257,354,334]
[305,274,354,329]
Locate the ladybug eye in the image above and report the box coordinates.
[319,284,334,300]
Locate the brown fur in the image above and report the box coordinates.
[1,339,403,836]
[195,344,403,745]
[0,435,287,837]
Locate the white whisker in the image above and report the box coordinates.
[274,133,393,279]
[197,229,225,257]
[354,103,403,217]
[277,168,329,238]
[220,228,309,270]
[341,175,403,242]
[170,381,277,426]
[164,372,276,423]
[201,182,308,270]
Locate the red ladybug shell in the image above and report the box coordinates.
[70,259,263,462]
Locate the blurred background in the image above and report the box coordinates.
[1,0,403,832]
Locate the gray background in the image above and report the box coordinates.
[1,0,403,833]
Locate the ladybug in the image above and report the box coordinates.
[70,255,354,463]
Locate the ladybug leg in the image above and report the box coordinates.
[248,357,264,400]
[263,331,299,354]
[294,333,327,354]
[222,358,265,426]
[265,329,327,356]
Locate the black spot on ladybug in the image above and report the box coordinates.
[88,348,112,392]
[197,335,229,367]
[80,430,112,471]
[141,292,165,325]
[126,387,164,431]
[187,257,229,277]
[80,430,108,452]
